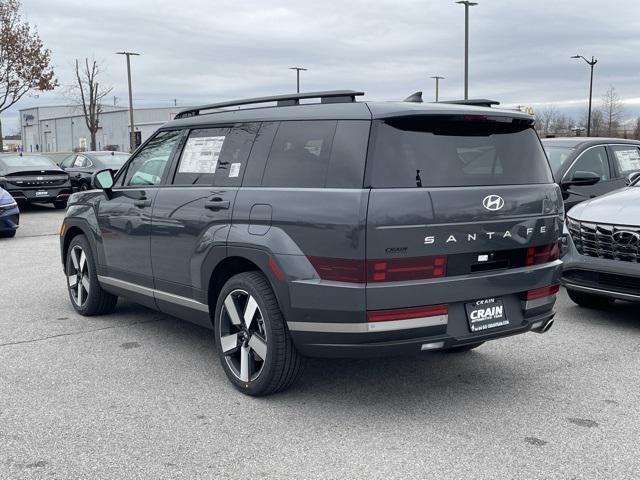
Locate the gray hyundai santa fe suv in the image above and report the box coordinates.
[59,90,563,395]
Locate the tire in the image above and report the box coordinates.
[79,182,89,191]
[53,199,67,209]
[214,271,304,396]
[567,289,615,309]
[0,230,16,238]
[443,342,485,353]
[65,234,118,316]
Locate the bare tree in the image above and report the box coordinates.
[582,107,604,136]
[633,117,640,140]
[601,86,624,136]
[535,104,558,137]
[0,0,56,151]
[71,58,112,151]
[554,113,574,136]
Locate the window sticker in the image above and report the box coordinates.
[229,162,241,178]
[614,149,640,173]
[178,136,226,174]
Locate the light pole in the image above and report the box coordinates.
[289,67,307,93]
[571,54,597,137]
[430,76,445,101]
[456,1,477,100]
[116,51,140,152]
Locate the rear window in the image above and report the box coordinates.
[0,155,55,168]
[368,116,553,188]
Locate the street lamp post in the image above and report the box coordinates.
[116,51,140,152]
[430,75,445,101]
[456,1,477,100]
[571,54,597,137]
[289,67,307,93]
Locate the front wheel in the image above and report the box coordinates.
[567,289,615,309]
[214,271,304,396]
[66,234,118,315]
[0,230,16,238]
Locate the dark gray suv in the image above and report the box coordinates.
[59,90,563,395]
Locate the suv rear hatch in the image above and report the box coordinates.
[365,113,562,310]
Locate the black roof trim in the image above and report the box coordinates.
[438,99,500,107]
[175,90,365,119]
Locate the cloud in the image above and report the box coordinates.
[3,0,639,132]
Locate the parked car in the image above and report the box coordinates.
[59,151,130,191]
[60,90,563,396]
[0,187,19,238]
[562,172,640,308]
[0,154,72,208]
[542,138,640,212]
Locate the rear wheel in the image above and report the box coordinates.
[567,289,615,309]
[65,234,117,315]
[214,271,304,396]
[0,230,16,238]
[53,199,67,209]
[443,342,485,353]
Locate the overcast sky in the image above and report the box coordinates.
[4,0,640,133]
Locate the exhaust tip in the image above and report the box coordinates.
[542,318,554,333]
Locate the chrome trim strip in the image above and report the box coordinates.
[287,314,448,333]
[97,275,209,312]
[563,282,640,301]
[523,294,556,310]
[560,144,613,183]
[154,289,209,312]
[98,275,154,297]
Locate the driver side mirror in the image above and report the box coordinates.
[93,169,114,190]
[561,170,601,188]
[625,171,640,186]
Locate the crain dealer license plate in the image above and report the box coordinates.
[465,297,509,333]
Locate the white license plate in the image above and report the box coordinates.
[35,190,49,197]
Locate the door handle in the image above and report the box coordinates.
[205,197,230,210]
[134,198,152,208]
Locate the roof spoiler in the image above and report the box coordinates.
[439,99,500,107]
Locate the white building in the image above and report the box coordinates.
[19,105,189,153]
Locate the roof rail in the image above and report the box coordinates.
[438,99,500,107]
[175,90,365,119]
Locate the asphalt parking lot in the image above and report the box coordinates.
[1,206,639,480]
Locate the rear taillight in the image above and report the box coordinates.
[367,304,448,322]
[367,256,446,282]
[526,243,560,266]
[524,284,560,301]
[306,257,366,283]
[307,256,447,283]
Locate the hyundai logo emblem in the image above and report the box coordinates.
[612,230,640,246]
[482,195,505,211]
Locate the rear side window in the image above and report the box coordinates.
[368,116,553,188]
[262,121,337,188]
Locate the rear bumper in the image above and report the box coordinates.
[8,186,72,204]
[285,260,561,357]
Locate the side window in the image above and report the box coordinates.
[261,120,337,188]
[326,120,369,188]
[122,130,182,187]
[61,155,75,168]
[173,127,229,186]
[215,123,259,187]
[567,146,610,181]
[73,155,90,168]
[610,145,640,176]
[172,123,259,187]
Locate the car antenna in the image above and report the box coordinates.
[404,91,423,103]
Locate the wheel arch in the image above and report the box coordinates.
[61,219,99,268]
[205,248,292,327]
